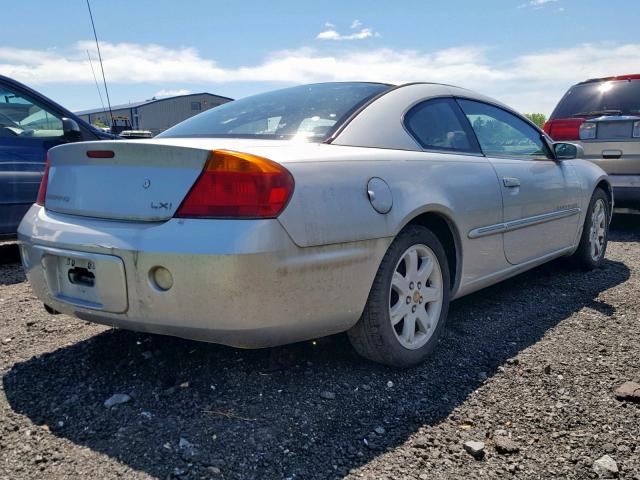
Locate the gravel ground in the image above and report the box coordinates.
[1,216,639,480]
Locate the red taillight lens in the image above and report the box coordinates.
[175,150,295,218]
[36,155,50,206]
[544,118,585,141]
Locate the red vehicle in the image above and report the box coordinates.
[544,74,640,210]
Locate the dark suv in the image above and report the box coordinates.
[0,75,113,237]
[545,74,640,210]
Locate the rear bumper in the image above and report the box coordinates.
[18,205,390,348]
[609,175,640,208]
[578,139,640,176]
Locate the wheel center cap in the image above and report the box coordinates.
[413,291,421,304]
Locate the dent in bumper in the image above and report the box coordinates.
[18,205,390,348]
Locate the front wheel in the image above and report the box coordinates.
[348,225,450,368]
[570,188,610,270]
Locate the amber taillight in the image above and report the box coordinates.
[175,150,295,218]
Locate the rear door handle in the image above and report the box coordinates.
[503,177,521,188]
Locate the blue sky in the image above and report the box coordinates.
[1,0,639,115]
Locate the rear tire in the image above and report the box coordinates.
[348,225,450,368]
[570,188,610,270]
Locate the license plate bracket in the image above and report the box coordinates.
[36,247,128,313]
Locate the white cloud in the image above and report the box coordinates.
[1,40,639,114]
[316,28,378,41]
[0,41,222,85]
[155,88,192,97]
[316,20,379,41]
[315,29,342,40]
[522,0,559,8]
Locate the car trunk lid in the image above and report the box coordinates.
[45,140,213,221]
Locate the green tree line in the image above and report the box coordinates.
[524,113,547,129]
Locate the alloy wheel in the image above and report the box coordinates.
[389,244,444,349]
[589,198,607,261]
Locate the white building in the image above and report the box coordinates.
[75,92,233,135]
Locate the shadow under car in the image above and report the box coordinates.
[2,243,632,480]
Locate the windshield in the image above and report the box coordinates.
[550,79,640,119]
[157,82,391,141]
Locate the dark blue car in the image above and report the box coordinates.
[0,75,113,237]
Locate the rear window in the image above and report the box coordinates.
[404,98,479,153]
[550,79,640,119]
[157,82,391,141]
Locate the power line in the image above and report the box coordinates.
[86,0,114,127]
[86,50,107,120]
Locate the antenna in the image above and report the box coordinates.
[86,50,107,119]
[86,0,114,127]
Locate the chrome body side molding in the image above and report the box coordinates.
[468,208,581,239]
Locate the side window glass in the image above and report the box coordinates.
[0,85,63,140]
[457,99,551,159]
[404,98,479,153]
[458,99,550,159]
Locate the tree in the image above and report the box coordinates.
[524,113,547,129]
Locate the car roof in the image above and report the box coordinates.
[577,74,640,85]
[330,82,541,150]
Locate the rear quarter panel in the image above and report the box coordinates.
[274,145,508,293]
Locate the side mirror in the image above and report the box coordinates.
[554,142,584,160]
[61,117,81,142]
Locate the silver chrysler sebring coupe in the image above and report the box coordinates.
[18,82,612,367]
